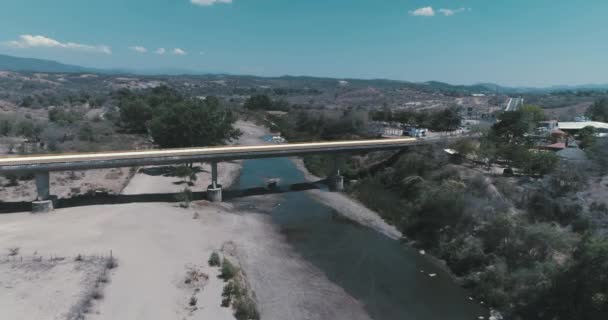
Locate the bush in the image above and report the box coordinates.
[105,256,118,269]
[175,187,193,208]
[221,297,231,307]
[234,297,260,320]
[91,288,104,300]
[189,296,198,307]
[8,247,19,256]
[222,281,236,298]
[572,217,591,234]
[220,258,238,281]
[208,252,221,267]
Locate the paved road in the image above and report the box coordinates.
[505,97,523,112]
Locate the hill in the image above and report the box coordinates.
[0,54,87,73]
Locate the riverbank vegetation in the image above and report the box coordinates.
[349,145,608,318]
[266,97,608,319]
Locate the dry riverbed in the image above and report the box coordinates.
[0,121,375,320]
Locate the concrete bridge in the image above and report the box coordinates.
[0,137,448,209]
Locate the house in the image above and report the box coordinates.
[557,121,608,133]
[538,120,559,132]
[542,142,567,151]
[556,141,588,162]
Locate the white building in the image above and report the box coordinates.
[557,121,608,132]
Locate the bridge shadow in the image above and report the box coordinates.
[0,180,326,214]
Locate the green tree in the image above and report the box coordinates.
[493,111,535,145]
[244,94,273,110]
[16,120,41,140]
[0,119,13,136]
[78,123,95,142]
[587,98,608,122]
[118,98,153,133]
[149,98,241,148]
[578,126,598,149]
[519,105,547,123]
[429,108,462,131]
[450,139,477,157]
[522,236,608,319]
[522,150,559,176]
[588,139,608,173]
[20,96,34,108]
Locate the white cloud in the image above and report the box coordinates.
[190,0,232,6]
[3,34,111,54]
[173,48,187,55]
[439,8,470,16]
[129,46,147,53]
[409,7,435,17]
[156,48,166,55]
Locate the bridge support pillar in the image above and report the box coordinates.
[329,170,345,192]
[35,171,50,201]
[207,161,222,202]
[33,171,54,213]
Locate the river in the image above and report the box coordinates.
[235,156,487,320]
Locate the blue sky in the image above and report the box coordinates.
[1,0,607,87]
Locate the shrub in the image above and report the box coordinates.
[5,175,19,187]
[97,273,110,284]
[221,297,231,307]
[175,187,193,208]
[208,252,221,267]
[91,288,104,300]
[572,217,591,234]
[222,280,242,300]
[189,296,198,307]
[234,297,260,320]
[222,282,235,298]
[220,258,238,281]
[8,247,19,256]
[105,256,118,269]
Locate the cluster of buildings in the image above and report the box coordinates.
[368,121,428,138]
[536,119,608,161]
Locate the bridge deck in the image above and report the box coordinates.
[0,138,440,173]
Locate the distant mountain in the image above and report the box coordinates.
[0,54,89,73]
[476,82,608,94]
[1,53,607,94]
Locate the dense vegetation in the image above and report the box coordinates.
[117,86,240,148]
[350,105,608,319]
[370,106,462,131]
[479,105,559,176]
[587,98,608,122]
[276,98,606,318]
[346,143,607,319]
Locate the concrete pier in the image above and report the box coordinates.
[207,161,223,202]
[32,200,54,213]
[333,175,345,192]
[329,170,345,192]
[34,171,50,200]
[207,185,223,202]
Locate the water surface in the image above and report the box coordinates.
[236,157,486,320]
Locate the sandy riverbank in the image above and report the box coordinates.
[0,120,373,320]
[291,157,403,240]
